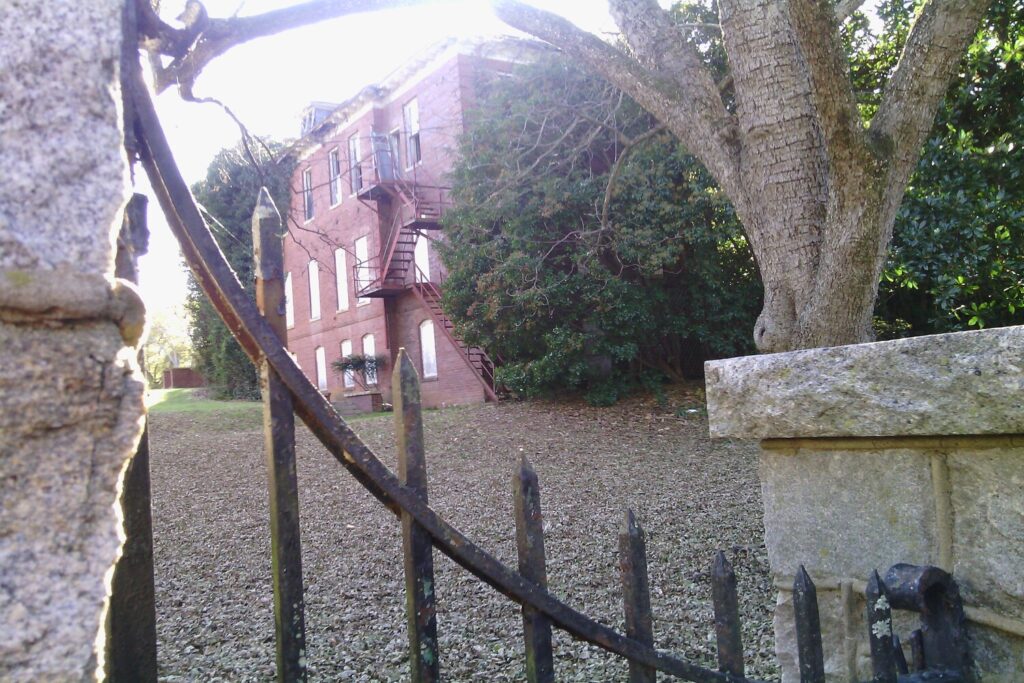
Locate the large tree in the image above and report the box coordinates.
[494,0,994,352]
[187,140,293,399]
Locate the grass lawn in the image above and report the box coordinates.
[147,388,262,414]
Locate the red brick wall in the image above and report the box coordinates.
[283,52,507,407]
[162,367,205,389]
[392,292,486,408]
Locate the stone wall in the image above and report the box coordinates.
[0,2,145,680]
[705,326,1024,682]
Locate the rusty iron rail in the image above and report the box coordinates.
[252,189,308,681]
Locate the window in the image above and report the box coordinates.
[389,129,402,177]
[420,320,437,379]
[308,259,321,321]
[340,339,355,388]
[284,272,294,328]
[403,98,421,167]
[334,248,349,311]
[302,168,314,221]
[362,334,377,385]
[328,149,342,206]
[315,346,327,390]
[354,236,370,306]
[371,131,397,182]
[414,233,430,282]
[348,133,363,193]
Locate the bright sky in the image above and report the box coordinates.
[137,0,618,316]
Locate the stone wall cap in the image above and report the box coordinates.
[705,326,1024,439]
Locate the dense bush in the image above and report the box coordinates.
[186,140,294,399]
[873,0,1024,335]
[440,56,761,404]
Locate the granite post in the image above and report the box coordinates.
[705,326,1024,682]
[0,2,146,680]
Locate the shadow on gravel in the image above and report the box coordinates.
[148,385,777,682]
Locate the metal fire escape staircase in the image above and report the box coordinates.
[353,133,446,297]
[352,134,499,400]
[411,267,500,403]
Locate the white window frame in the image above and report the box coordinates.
[308,259,321,321]
[403,98,421,169]
[419,319,437,379]
[348,133,363,195]
[340,339,355,388]
[414,233,430,283]
[328,148,342,207]
[354,236,370,306]
[362,333,377,385]
[334,248,349,312]
[315,346,328,390]
[302,168,314,221]
[388,128,402,176]
[284,272,294,329]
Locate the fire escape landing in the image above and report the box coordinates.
[350,134,499,401]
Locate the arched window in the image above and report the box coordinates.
[340,339,354,388]
[314,346,327,390]
[419,320,437,379]
[362,333,377,385]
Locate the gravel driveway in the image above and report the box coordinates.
[149,389,777,681]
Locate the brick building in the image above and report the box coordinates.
[283,38,538,410]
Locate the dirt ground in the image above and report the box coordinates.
[148,386,777,681]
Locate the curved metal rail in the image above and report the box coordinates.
[127,58,758,683]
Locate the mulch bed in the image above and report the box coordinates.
[149,387,777,681]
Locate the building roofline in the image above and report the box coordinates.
[279,35,553,163]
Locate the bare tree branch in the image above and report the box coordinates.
[871,0,992,189]
[139,0,436,94]
[607,0,716,94]
[834,0,868,23]
[601,126,666,229]
[492,0,743,205]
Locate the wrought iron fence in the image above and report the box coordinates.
[110,38,973,683]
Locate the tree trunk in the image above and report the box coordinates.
[494,0,993,352]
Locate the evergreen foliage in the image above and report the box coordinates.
[440,56,761,404]
[186,140,294,399]
[871,0,1024,334]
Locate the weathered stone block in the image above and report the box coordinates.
[774,588,852,683]
[760,449,938,580]
[0,1,127,274]
[705,326,1024,439]
[0,323,144,680]
[0,2,137,680]
[948,448,1024,619]
[966,623,1024,682]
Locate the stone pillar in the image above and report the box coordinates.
[0,2,146,681]
[705,326,1024,682]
